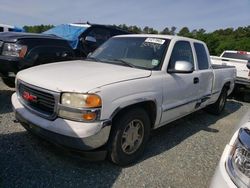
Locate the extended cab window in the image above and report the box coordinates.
[194,42,209,70]
[0,27,3,32]
[168,41,194,69]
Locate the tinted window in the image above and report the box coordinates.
[87,28,111,46]
[0,27,3,32]
[168,41,194,69]
[222,52,250,61]
[194,43,209,70]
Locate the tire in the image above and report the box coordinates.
[2,77,15,88]
[205,87,228,115]
[108,108,151,166]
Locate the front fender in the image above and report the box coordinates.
[103,91,163,127]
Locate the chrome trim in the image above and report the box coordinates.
[17,80,60,120]
[58,104,101,113]
[238,128,250,151]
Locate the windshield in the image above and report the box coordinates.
[222,52,250,61]
[89,37,170,70]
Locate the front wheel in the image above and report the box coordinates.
[108,108,151,166]
[205,88,228,115]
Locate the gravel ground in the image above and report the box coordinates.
[0,79,249,188]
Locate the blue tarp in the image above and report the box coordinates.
[13,26,25,32]
[43,24,88,49]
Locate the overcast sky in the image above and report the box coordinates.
[1,0,249,32]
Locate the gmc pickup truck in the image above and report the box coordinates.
[12,34,236,166]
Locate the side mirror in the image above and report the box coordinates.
[168,61,194,74]
[85,36,97,43]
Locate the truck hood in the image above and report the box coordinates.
[0,32,63,43]
[17,60,152,92]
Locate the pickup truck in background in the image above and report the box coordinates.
[0,23,130,87]
[211,51,250,88]
[12,35,236,166]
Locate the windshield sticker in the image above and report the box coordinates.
[145,38,165,45]
[152,59,160,66]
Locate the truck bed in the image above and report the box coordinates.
[211,55,249,86]
[212,64,235,69]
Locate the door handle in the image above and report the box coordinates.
[193,77,199,84]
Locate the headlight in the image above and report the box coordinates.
[61,93,101,108]
[59,93,102,122]
[2,43,27,58]
[226,128,250,188]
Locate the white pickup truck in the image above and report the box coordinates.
[211,51,250,87]
[12,34,236,165]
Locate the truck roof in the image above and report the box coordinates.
[222,50,250,54]
[113,34,205,43]
[0,31,64,43]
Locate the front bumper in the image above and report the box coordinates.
[236,77,250,87]
[12,93,112,152]
[0,55,20,77]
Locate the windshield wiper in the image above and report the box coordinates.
[86,57,102,62]
[108,58,136,68]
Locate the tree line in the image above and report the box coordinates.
[23,24,250,55]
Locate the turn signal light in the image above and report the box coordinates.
[85,95,102,108]
[83,112,97,121]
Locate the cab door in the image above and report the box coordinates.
[160,40,200,124]
[193,42,214,108]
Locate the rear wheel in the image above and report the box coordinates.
[2,77,15,88]
[205,87,227,115]
[108,108,150,166]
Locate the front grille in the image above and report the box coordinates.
[18,82,57,118]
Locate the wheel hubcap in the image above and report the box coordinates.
[121,119,144,154]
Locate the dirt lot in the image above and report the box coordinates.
[0,79,249,188]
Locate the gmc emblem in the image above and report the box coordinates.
[22,91,37,102]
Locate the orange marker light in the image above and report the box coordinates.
[83,113,96,121]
